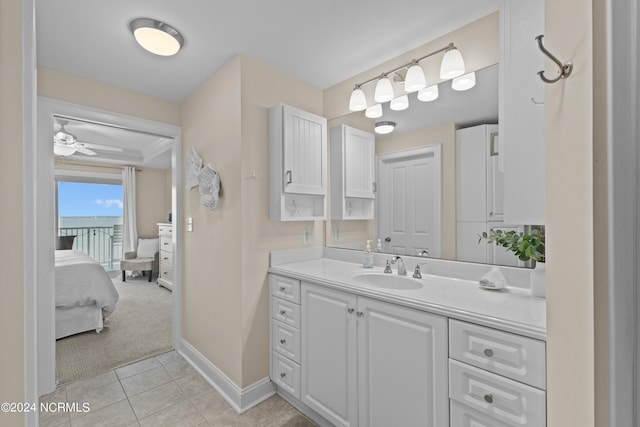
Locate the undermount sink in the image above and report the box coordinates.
[350,272,423,290]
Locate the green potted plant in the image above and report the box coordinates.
[479,227,546,298]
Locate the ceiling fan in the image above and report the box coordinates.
[53,120,124,157]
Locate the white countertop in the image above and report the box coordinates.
[269,258,546,341]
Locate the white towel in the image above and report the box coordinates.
[478,267,507,290]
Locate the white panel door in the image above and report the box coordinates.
[487,222,528,267]
[378,146,441,257]
[456,221,488,263]
[486,131,505,222]
[345,127,375,199]
[357,297,449,427]
[301,284,358,427]
[456,126,488,222]
[282,105,327,195]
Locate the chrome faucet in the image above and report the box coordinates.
[391,256,407,276]
[413,262,428,279]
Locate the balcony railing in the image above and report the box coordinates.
[59,225,123,270]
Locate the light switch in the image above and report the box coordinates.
[187,217,193,232]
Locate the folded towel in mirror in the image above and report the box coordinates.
[478,267,507,290]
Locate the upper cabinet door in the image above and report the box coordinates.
[501,0,545,225]
[487,131,505,222]
[282,105,327,196]
[344,127,375,199]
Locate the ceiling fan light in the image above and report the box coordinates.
[349,86,367,111]
[374,76,394,103]
[374,121,396,135]
[417,84,439,102]
[365,104,383,118]
[389,95,409,111]
[404,63,426,92]
[440,48,465,79]
[53,144,76,157]
[451,71,476,91]
[130,18,184,56]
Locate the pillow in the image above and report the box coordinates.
[137,238,159,258]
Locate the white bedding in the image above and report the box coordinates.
[55,250,119,317]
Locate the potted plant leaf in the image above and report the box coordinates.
[479,227,546,297]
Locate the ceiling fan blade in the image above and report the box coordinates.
[75,146,97,156]
[78,142,124,152]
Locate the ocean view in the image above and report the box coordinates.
[59,216,123,229]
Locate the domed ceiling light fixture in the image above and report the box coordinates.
[374,121,396,135]
[129,18,184,56]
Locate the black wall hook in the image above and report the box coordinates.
[535,35,573,84]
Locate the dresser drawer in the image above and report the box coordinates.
[160,235,173,253]
[269,275,300,303]
[272,351,300,399]
[159,264,173,283]
[158,224,173,236]
[449,359,546,427]
[272,320,300,363]
[449,319,546,389]
[272,296,300,328]
[451,400,512,427]
[160,250,173,265]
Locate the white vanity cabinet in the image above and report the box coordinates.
[330,125,376,220]
[298,282,449,427]
[269,104,328,221]
[500,0,545,225]
[157,223,173,291]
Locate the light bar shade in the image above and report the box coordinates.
[53,144,76,157]
[452,72,476,91]
[365,104,383,118]
[440,48,465,79]
[374,76,394,103]
[375,121,396,135]
[404,63,426,92]
[390,95,409,111]
[417,85,439,102]
[349,87,367,111]
[130,18,184,56]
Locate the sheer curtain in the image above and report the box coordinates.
[122,166,138,254]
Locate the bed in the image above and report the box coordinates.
[55,250,119,339]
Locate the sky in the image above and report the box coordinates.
[58,182,123,217]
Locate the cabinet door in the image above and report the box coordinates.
[486,223,528,267]
[357,297,449,427]
[456,221,488,263]
[486,131,504,222]
[344,126,375,199]
[456,126,488,222]
[282,105,327,195]
[301,284,357,427]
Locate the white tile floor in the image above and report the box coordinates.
[40,351,314,427]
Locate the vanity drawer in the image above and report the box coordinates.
[160,250,173,265]
[272,351,300,399]
[158,224,173,236]
[450,400,512,427]
[272,296,301,328]
[270,275,300,303]
[159,264,173,283]
[449,319,546,389]
[160,235,173,252]
[272,320,300,363]
[449,359,546,427]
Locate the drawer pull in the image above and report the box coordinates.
[483,348,494,357]
[356,311,363,317]
[347,307,355,314]
[279,310,286,315]
[163,257,169,260]
[280,372,286,378]
[484,393,494,404]
[279,286,286,291]
[280,339,286,344]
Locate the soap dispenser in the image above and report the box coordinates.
[363,240,374,268]
[376,238,382,252]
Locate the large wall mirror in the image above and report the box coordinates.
[325,12,541,269]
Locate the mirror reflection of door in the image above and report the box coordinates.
[377,145,441,257]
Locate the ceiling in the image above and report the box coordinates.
[36,0,501,169]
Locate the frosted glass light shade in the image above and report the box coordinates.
[53,144,76,156]
[390,95,409,111]
[349,87,367,111]
[417,85,439,102]
[452,72,476,91]
[440,48,465,79]
[375,121,396,135]
[404,64,426,92]
[365,104,383,118]
[374,76,394,103]
[130,19,184,56]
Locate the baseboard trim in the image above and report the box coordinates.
[177,338,275,413]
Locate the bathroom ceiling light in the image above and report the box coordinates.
[374,75,395,103]
[404,62,426,92]
[390,95,409,111]
[451,71,476,91]
[375,121,396,135]
[417,84,439,102]
[365,104,383,118]
[440,47,465,79]
[130,18,184,56]
[349,85,367,111]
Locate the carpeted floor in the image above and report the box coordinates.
[55,273,173,384]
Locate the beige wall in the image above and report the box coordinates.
[0,0,25,425]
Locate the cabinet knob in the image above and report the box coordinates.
[279,310,286,315]
[484,394,494,404]
[280,372,286,378]
[356,311,363,317]
[279,286,286,291]
[347,307,355,314]
[280,339,286,344]
[483,348,494,357]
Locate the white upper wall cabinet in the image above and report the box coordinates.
[330,125,375,220]
[500,0,545,225]
[270,104,327,221]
